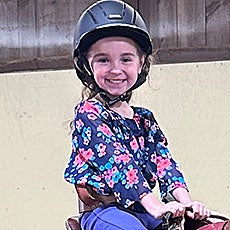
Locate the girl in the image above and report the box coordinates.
[64,1,210,229]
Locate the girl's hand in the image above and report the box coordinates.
[152,201,186,219]
[186,201,211,220]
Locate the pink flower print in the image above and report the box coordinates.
[74,154,84,167]
[115,154,130,164]
[115,155,122,163]
[169,181,186,191]
[104,167,115,181]
[108,180,115,188]
[104,169,113,181]
[78,148,94,161]
[156,157,172,177]
[139,136,145,150]
[133,115,140,124]
[79,101,99,113]
[126,168,138,185]
[121,154,131,163]
[130,137,139,152]
[157,158,171,170]
[98,123,113,136]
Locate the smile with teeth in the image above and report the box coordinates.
[107,79,125,84]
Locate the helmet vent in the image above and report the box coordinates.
[98,4,107,17]
[88,10,98,24]
[132,10,137,24]
[122,3,126,16]
[108,14,122,19]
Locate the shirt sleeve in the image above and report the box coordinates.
[64,100,151,208]
[144,110,188,202]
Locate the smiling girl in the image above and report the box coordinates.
[64,1,210,229]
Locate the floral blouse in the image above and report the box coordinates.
[64,99,187,208]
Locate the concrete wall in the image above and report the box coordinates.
[1,61,229,229]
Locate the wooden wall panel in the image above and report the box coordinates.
[36,0,81,57]
[0,1,19,62]
[139,0,178,49]
[206,0,230,46]
[156,0,177,48]
[18,0,37,58]
[139,0,229,64]
[177,0,206,47]
[0,0,229,73]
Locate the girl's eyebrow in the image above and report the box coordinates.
[87,52,107,59]
[121,52,136,56]
[92,52,136,57]
[92,53,108,57]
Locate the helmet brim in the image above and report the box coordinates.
[74,24,152,58]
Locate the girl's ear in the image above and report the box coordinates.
[138,55,146,74]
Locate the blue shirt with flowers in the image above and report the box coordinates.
[64,99,187,208]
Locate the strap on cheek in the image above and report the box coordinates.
[83,63,92,76]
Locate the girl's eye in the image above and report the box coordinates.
[97,58,109,63]
[122,57,132,63]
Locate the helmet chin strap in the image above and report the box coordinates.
[99,91,131,108]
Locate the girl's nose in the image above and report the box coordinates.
[110,61,122,74]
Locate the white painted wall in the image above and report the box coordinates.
[1,61,229,229]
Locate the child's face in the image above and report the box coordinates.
[87,36,144,97]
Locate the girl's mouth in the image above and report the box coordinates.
[107,79,125,84]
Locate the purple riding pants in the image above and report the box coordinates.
[80,203,162,230]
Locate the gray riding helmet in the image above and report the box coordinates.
[73,0,152,96]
